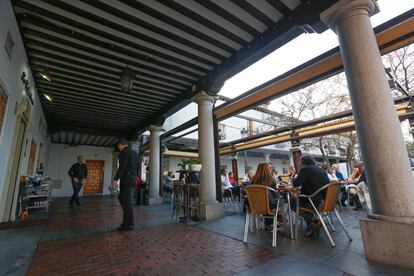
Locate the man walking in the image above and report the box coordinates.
[68,155,88,207]
[112,139,139,231]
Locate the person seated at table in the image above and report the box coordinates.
[287,166,298,179]
[250,163,279,232]
[321,163,338,182]
[331,163,345,181]
[271,170,280,183]
[292,155,330,238]
[162,171,174,194]
[355,169,368,211]
[242,170,254,185]
[221,168,233,197]
[228,172,236,186]
[342,164,364,209]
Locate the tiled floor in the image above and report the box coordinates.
[1,196,413,276]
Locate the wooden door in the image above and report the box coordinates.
[84,160,105,194]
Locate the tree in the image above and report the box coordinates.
[384,44,414,140]
[384,44,414,93]
[264,73,356,165]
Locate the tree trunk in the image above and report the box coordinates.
[346,133,357,175]
[318,137,329,165]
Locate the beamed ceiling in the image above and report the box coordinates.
[12,0,340,146]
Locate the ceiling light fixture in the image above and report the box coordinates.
[39,70,52,82]
[120,65,134,93]
[43,92,53,102]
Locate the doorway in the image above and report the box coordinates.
[3,118,27,221]
[84,160,105,194]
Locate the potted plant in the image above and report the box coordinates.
[190,158,202,172]
[178,159,191,171]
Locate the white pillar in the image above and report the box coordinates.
[264,153,271,163]
[149,125,163,204]
[321,0,414,269]
[193,92,223,220]
[321,0,414,221]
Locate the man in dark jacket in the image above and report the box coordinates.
[111,139,139,231]
[292,155,330,237]
[68,155,88,207]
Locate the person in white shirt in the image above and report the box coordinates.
[220,168,232,190]
[321,163,338,181]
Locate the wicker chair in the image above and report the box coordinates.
[299,181,352,247]
[243,185,286,247]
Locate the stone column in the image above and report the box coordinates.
[321,0,414,269]
[193,92,223,220]
[148,125,163,205]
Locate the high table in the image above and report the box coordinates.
[277,185,300,240]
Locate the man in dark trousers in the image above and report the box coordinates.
[292,155,330,237]
[111,139,139,231]
[68,155,88,207]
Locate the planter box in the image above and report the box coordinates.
[190,164,202,172]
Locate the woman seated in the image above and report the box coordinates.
[287,166,298,179]
[242,170,254,185]
[342,164,364,210]
[228,172,236,186]
[250,163,280,231]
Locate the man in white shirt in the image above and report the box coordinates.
[220,168,232,190]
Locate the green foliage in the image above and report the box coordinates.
[178,159,191,169]
[190,158,202,164]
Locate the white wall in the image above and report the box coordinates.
[46,144,114,197]
[0,0,49,221]
[220,154,290,177]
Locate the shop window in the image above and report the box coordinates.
[0,88,8,137]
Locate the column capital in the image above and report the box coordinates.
[320,0,378,32]
[192,91,216,104]
[149,125,164,133]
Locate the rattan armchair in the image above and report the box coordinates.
[243,185,286,247]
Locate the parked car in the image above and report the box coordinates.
[410,158,414,171]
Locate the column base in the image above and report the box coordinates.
[200,201,223,221]
[148,196,163,205]
[360,218,414,269]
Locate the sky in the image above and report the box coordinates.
[218,0,414,99]
[216,0,414,141]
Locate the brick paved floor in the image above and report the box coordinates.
[26,197,280,275]
[7,196,413,275]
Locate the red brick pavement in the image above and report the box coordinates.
[27,224,279,276]
[26,197,281,275]
[45,198,164,232]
